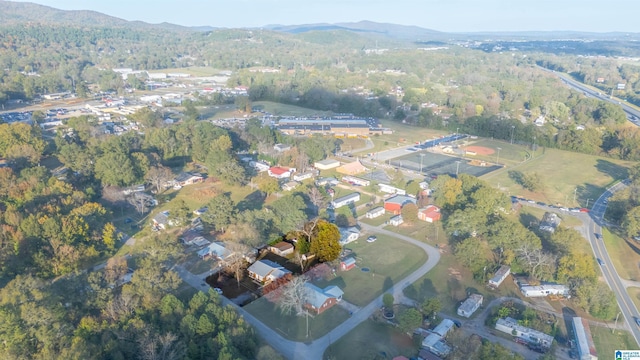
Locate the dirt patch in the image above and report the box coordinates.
[448,267,462,280]
[464,145,495,155]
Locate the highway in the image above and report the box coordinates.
[519,181,640,347]
[538,66,640,126]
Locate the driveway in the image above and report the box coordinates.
[175,223,440,360]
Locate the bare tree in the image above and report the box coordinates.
[139,329,184,360]
[293,251,307,273]
[277,275,312,338]
[104,256,129,284]
[295,150,309,173]
[102,185,127,215]
[308,187,327,215]
[103,292,138,322]
[223,242,250,287]
[145,165,173,194]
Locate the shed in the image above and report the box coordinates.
[389,215,404,226]
[340,257,357,271]
[268,241,294,256]
[418,205,441,223]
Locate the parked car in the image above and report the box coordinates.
[213,288,223,295]
[579,208,589,213]
[367,236,377,243]
[570,208,581,213]
[560,207,569,211]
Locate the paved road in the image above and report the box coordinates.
[175,223,440,360]
[518,180,640,347]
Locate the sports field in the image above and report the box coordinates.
[390,151,501,178]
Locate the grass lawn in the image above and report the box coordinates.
[603,228,640,281]
[340,138,367,153]
[244,296,349,341]
[366,120,449,154]
[628,287,640,312]
[316,235,428,306]
[360,212,394,227]
[516,206,583,228]
[482,147,633,207]
[324,319,417,360]
[468,138,531,166]
[403,251,521,314]
[591,325,637,358]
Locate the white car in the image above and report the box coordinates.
[213,288,223,295]
[367,236,377,243]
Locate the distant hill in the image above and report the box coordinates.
[0,0,190,31]
[265,20,443,41]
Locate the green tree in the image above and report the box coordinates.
[420,298,441,318]
[270,194,307,234]
[401,202,419,224]
[623,206,640,238]
[256,175,280,196]
[309,220,341,262]
[202,193,237,232]
[397,308,422,333]
[383,293,394,308]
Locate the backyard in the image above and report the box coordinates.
[324,320,417,359]
[315,234,428,306]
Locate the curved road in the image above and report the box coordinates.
[177,222,440,360]
[519,180,640,346]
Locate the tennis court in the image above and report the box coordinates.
[390,151,501,178]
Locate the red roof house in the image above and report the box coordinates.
[418,205,441,223]
[383,195,417,215]
[268,166,293,179]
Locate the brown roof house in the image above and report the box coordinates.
[336,160,367,175]
[268,241,294,257]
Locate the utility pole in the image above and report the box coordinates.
[510,125,515,144]
[613,311,621,334]
[456,161,461,176]
[419,153,426,174]
[496,147,502,165]
[573,187,578,204]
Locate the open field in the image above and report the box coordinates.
[365,120,449,154]
[467,138,532,166]
[391,150,501,178]
[603,228,640,281]
[403,251,522,314]
[315,235,428,307]
[244,297,349,341]
[591,325,637,358]
[482,147,633,207]
[324,320,417,359]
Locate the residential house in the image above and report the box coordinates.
[293,172,314,182]
[457,294,483,318]
[282,181,300,191]
[268,241,294,257]
[495,317,554,349]
[366,207,385,219]
[520,284,569,298]
[342,175,370,187]
[315,177,339,186]
[432,319,454,337]
[389,215,404,226]
[152,211,170,229]
[378,183,406,195]
[488,265,511,288]
[314,159,340,170]
[421,319,455,357]
[421,334,451,358]
[250,160,270,172]
[384,195,417,215]
[539,212,561,233]
[268,166,294,179]
[273,143,291,152]
[572,317,597,360]
[122,184,145,195]
[247,260,292,285]
[173,172,204,187]
[339,227,361,245]
[418,205,441,223]
[331,192,360,208]
[419,181,429,190]
[340,257,357,271]
[197,242,232,260]
[304,283,344,314]
[336,160,367,175]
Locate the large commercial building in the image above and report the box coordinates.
[277,117,378,137]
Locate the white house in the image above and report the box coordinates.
[247,260,291,285]
[572,317,597,360]
[268,166,294,179]
[314,159,340,170]
[331,192,360,208]
[293,172,314,182]
[421,334,451,358]
[273,143,291,152]
[495,317,554,349]
[378,183,406,195]
[389,215,403,226]
[433,318,455,337]
[339,227,361,245]
[488,265,511,288]
[282,181,300,191]
[250,161,270,172]
[366,207,385,219]
[457,294,483,318]
[520,284,569,298]
[197,242,232,260]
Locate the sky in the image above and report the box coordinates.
[11,0,640,33]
